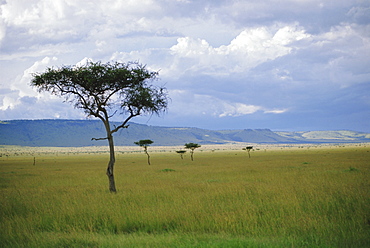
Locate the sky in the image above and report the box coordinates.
[0,0,369,132]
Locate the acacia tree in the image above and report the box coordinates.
[176,150,186,159]
[31,61,168,193]
[242,146,253,158]
[184,143,201,161]
[134,139,153,165]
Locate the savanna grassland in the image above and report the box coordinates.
[1,145,369,247]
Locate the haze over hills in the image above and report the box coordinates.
[0,119,369,147]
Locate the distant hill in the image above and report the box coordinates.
[276,130,370,143]
[0,119,369,147]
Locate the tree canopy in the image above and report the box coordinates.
[185,143,201,150]
[134,139,154,147]
[31,61,167,126]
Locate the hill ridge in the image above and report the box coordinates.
[0,119,369,147]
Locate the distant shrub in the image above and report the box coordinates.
[161,168,176,172]
[347,167,359,172]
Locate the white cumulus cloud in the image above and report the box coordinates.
[0,56,59,112]
[169,23,310,75]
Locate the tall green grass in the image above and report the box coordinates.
[1,146,369,247]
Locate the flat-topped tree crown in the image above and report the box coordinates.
[31,61,168,192]
[185,143,201,150]
[134,139,154,148]
[31,61,166,119]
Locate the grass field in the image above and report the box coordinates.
[1,145,369,247]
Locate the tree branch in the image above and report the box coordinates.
[103,88,121,106]
[91,137,109,141]
[110,122,130,134]
[110,106,142,134]
[109,110,118,119]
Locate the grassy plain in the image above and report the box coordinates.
[1,144,369,247]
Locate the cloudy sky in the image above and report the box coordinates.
[0,0,369,132]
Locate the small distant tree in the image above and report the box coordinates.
[185,143,201,161]
[134,139,153,165]
[242,146,253,158]
[176,150,186,159]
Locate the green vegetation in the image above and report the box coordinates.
[160,168,176,172]
[1,146,369,247]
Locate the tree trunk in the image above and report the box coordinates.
[107,135,117,193]
[145,151,151,165]
[103,119,117,193]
